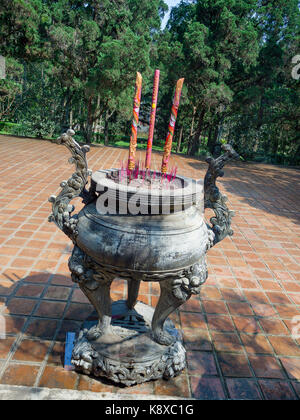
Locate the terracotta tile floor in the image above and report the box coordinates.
[0,135,300,400]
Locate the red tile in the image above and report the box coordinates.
[183,328,212,351]
[190,377,225,400]
[13,339,50,362]
[180,297,202,312]
[218,353,252,377]
[259,280,283,291]
[259,318,290,335]
[266,292,292,305]
[227,302,253,316]
[0,337,16,359]
[207,315,235,332]
[64,303,93,321]
[274,304,300,318]
[154,373,190,397]
[1,363,40,386]
[15,284,45,298]
[34,301,66,318]
[44,286,71,301]
[26,272,51,283]
[259,379,297,400]
[220,288,245,302]
[202,300,228,314]
[180,312,207,329]
[56,320,81,341]
[51,275,71,286]
[292,382,300,398]
[2,316,26,335]
[240,334,273,355]
[283,282,300,293]
[10,258,36,268]
[5,298,37,316]
[211,332,243,352]
[187,351,217,376]
[244,290,269,304]
[77,374,115,393]
[71,288,90,304]
[38,365,77,389]
[268,336,300,357]
[249,355,284,378]
[280,357,300,380]
[289,294,300,305]
[238,278,260,289]
[24,318,58,339]
[232,316,261,334]
[251,303,278,317]
[201,286,222,300]
[226,378,261,400]
[47,342,65,366]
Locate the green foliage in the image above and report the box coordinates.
[0,57,23,120]
[0,0,299,166]
[16,115,56,139]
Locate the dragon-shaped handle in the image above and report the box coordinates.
[204,143,240,248]
[48,130,92,242]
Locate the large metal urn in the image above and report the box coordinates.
[49,130,239,386]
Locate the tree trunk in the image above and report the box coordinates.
[212,124,220,157]
[93,94,101,134]
[207,125,214,154]
[189,109,206,156]
[177,126,183,153]
[85,95,94,144]
[187,106,196,154]
[190,106,196,137]
[104,116,109,146]
[103,110,116,146]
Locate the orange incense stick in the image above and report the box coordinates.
[145,69,160,169]
[161,78,184,174]
[128,72,142,171]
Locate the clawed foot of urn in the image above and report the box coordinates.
[72,332,97,375]
[152,329,175,346]
[86,325,105,341]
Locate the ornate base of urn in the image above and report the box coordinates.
[71,300,186,386]
[68,245,206,386]
[48,130,239,387]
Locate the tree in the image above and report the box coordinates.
[0,58,23,120]
[159,0,259,155]
[43,0,168,142]
[226,0,300,163]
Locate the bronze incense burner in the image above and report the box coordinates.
[49,130,239,386]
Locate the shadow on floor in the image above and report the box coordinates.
[187,159,300,227]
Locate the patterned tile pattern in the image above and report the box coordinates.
[0,135,299,399]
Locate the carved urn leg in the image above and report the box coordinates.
[152,262,207,346]
[68,246,114,340]
[126,279,141,309]
[79,278,114,340]
[152,278,188,346]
